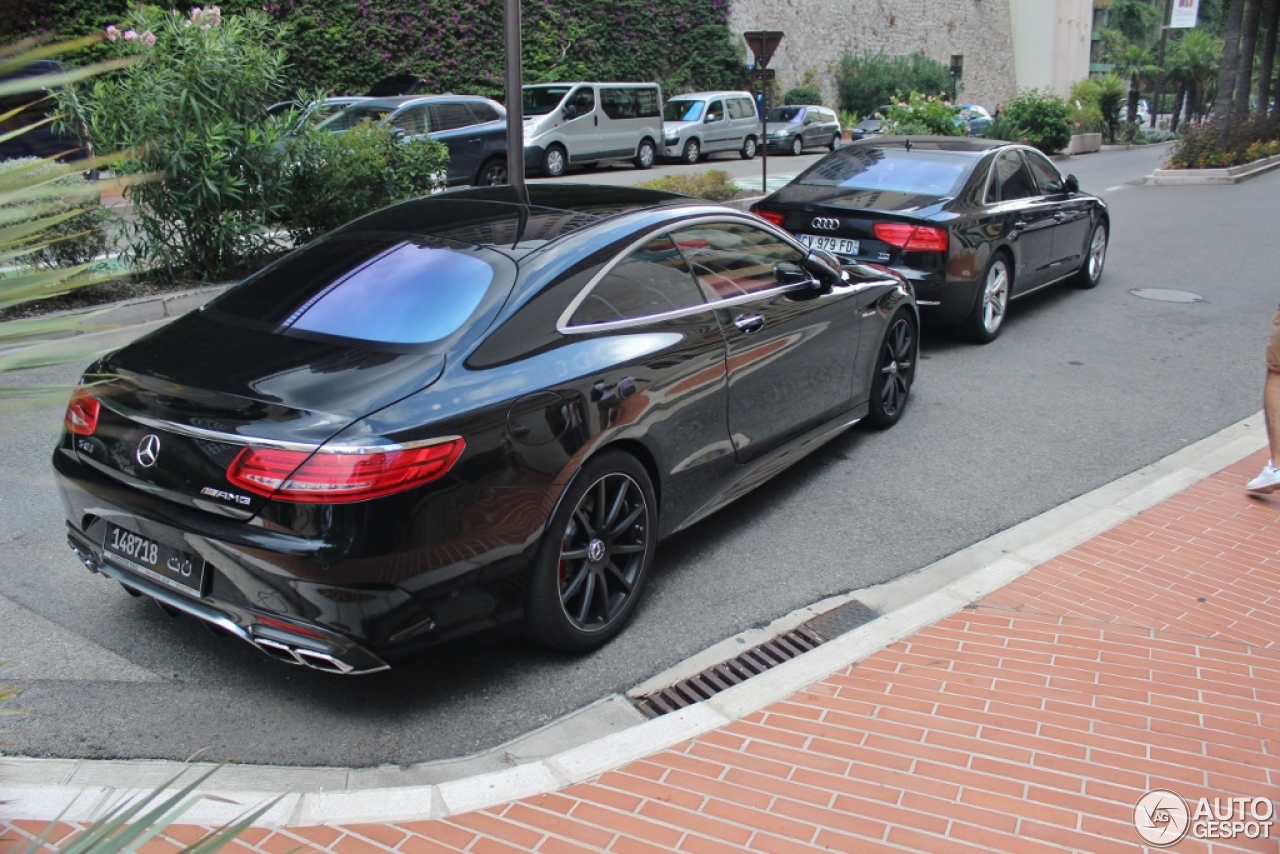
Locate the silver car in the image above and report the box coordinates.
[661,91,761,163]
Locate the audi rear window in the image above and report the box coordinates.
[799,148,970,196]
[205,233,505,348]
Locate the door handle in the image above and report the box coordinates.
[467,137,481,144]
[733,313,765,334]
[1013,220,1028,230]
[594,116,598,126]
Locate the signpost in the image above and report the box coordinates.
[744,31,783,193]
[504,0,529,205]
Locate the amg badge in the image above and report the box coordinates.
[200,487,252,505]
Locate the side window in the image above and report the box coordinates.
[727,98,747,120]
[989,151,1038,202]
[671,222,804,300]
[706,99,725,122]
[1024,150,1065,196]
[600,88,636,119]
[569,86,596,116]
[635,88,660,118]
[466,102,501,123]
[569,234,705,326]
[429,102,477,132]
[390,106,430,136]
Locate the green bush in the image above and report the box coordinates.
[634,169,740,202]
[58,5,294,281]
[836,52,952,117]
[1166,118,1280,168]
[0,158,107,269]
[278,121,448,245]
[783,85,822,106]
[881,92,962,136]
[999,89,1072,154]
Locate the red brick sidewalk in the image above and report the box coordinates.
[5,452,1279,853]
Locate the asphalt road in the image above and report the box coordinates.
[2,144,1273,767]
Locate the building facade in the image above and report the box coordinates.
[728,0,1091,111]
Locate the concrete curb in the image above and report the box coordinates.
[0,412,1266,827]
[1149,152,1280,185]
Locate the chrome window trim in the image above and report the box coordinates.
[95,396,458,455]
[556,212,812,335]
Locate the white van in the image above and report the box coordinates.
[522,82,663,177]
[661,91,761,163]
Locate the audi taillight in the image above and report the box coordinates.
[227,438,465,503]
[64,387,100,436]
[753,208,786,227]
[873,222,949,252]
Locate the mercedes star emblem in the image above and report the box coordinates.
[811,217,840,231]
[135,433,161,468]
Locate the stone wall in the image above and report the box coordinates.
[728,0,1018,113]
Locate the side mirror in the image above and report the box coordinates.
[563,103,578,120]
[802,251,844,285]
[1064,173,1079,194]
[775,259,820,288]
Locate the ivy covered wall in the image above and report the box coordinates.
[2,0,747,99]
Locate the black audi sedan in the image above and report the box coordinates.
[752,137,1109,342]
[53,185,917,673]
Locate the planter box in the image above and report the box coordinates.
[1150,152,1280,185]
[1067,133,1102,155]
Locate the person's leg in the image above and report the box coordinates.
[1247,305,1280,493]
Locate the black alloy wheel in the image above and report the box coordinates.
[542,144,567,178]
[476,157,508,186]
[682,139,701,164]
[527,451,656,651]
[790,136,804,156]
[866,312,917,429]
[740,136,757,159]
[634,139,656,169]
[1073,221,1107,289]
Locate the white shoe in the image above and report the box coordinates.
[1246,462,1280,494]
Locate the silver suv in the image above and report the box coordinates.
[661,91,760,163]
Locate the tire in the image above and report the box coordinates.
[962,252,1012,344]
[541,144,567,178]
[865,312,917,429]
[681,139,701,165]
[829,133,840,152]
[475,157,508,187]
[740,136,757,159]
[634,139,656,169]
[1073,220,1107,289]
[790,136,804,156]
[526,451,657,652]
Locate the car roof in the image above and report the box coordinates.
[668,91,752,100]
[354,95,500,110]
[771,104,825,109]
[848,136,1006,155]
[337,184,692,260]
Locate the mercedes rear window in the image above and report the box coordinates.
[798,148,970,196]
[205,234,504,347]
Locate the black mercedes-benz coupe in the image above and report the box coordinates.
[53,185,917,673]
[752,137,1109,343]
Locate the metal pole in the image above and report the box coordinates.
[761,84,768,193]
[1152,0,1174,128]
[504,0,529,205]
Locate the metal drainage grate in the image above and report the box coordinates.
[632,599,881,718]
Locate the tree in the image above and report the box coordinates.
[1113,44,1161,122]
[1167,30,1223,127]
[1258,0,1280,121]
[1214,0,1246,146]
[1094,73,1129,141]
[1231,0,1266,118]
[1108,0,1164,46]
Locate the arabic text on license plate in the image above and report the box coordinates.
[104,523,206,596]
[798,234,859,256]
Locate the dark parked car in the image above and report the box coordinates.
[764,105,841,155]
[751,137,1108,342]
[54,185,917,672]
[316,95,509,187]
[366,74,431,97]
[265,96,367,129]
[0,59,83,161]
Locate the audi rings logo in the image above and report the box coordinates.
[135,434,161,468]
[811,217,841,231]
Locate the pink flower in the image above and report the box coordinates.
[105,25,120,40]
[142,30,156,46]
[123,29,137,40]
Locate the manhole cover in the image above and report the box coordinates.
[1130,288,1204,303]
